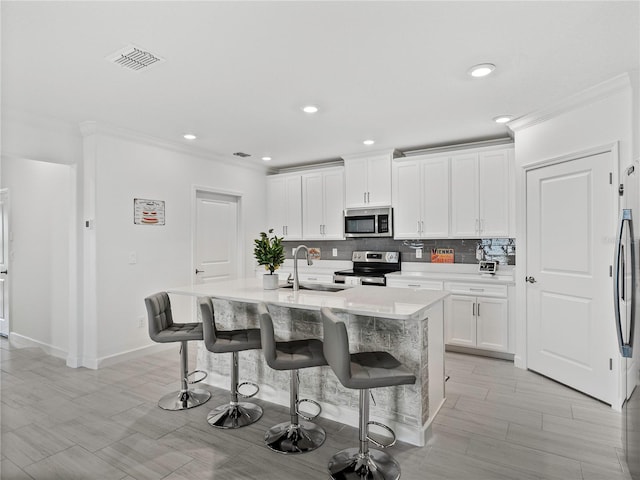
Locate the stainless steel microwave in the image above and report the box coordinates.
[344,207,393,238]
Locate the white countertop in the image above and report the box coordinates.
[168,278,448,320]
[387,262,515,285]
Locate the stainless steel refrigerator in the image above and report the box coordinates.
[615,180,640,477]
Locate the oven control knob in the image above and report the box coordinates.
[386,252,398,262]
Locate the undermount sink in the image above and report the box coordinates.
[279,283,350,293]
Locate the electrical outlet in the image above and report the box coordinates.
[415,248,422,259]
[138,316,145,328]
[332,248,338,257]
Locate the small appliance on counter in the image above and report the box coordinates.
[479,260,498,276]
[334,251,401,286]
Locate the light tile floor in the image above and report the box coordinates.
[0,337,631,479]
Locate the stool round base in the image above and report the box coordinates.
[207,402,263,429]
[265,421,326,454]
[328,448,401,480]
[158,388,211,411]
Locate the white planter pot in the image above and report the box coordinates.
[262,274,279,290]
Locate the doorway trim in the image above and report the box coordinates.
[516,141,620,371]
[191,185,245,285]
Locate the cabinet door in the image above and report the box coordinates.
[476,297,509,352]
[284,175,303,240]
[267,176,287,237]
[421,156,450,238]
[446,295,476,347]
[366,154,392,206]
[302,172,325,240]
[392,160,422,239]
[479,150,511,237]
[321,169,345,240]
[344,157,369,207]
[450,153,479,237]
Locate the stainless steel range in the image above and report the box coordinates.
[333,251,401,286]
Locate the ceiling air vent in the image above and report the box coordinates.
[233,152,252,158]
[106,44,164,72]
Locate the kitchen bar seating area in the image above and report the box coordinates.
[0,335,629,480]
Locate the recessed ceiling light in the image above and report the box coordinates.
[363,139,375,145]
[183,133,197,140]
[493,115,513,124]
[302,105,319,114]
[468,63,496,78]
[262,156,272,161]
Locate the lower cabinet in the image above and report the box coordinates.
[444,282,509,353]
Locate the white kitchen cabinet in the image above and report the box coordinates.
[450,148,512,238]
[343,150,396,207]
[267,174,303,240]
[392,155,449,238]
[302,167,344,240]
[444,282,509,353]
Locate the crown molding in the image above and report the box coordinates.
[77,121,269,174]
[508,73,632,133]
[402,137,513,157]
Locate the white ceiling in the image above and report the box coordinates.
[2,1,639,169]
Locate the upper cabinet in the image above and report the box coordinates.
[343,150,398,207]
[266,173,303,240]
[393,155,450,238]
[450,148,513,238]
[302,167,345,240]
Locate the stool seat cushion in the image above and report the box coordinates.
[153,322,204,343]
[211,328,262,353]
[271,338,327,370]
[348,351,416,389]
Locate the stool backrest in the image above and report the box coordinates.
[257,303,277,368]
[145,292,174,342]
[320,307,352,385]
[198,297,219,351]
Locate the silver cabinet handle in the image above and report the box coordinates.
[475,218,479,234]
[477,303,480,316]
[472,303,476,316]
[417,220,421,233]
[421,220,424,233]
[367,192,370,203]
[364,192,367,204]
[470,288,485,292]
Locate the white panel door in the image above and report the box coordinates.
[476,297,509,352]
[446,295,476,347]
[367,154,392,206]
[392,160,422,239]
[195,191,239,284]
[321,169,345,240]
[450,153,479,237]
[421,156,450,238]
[526,152,616,404]
[479,150,510,237]
[302,172,324,240]
[0,189,8,337]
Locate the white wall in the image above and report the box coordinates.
[510,73,637,370]
[0,157,73,357]
[82,125,268,364]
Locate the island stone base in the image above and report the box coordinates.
[196,299,445,446]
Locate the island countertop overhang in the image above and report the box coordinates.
[168,278,449,320]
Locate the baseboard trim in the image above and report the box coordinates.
[96,343,175,369]
[445,344,515,361]
[8,332,68,360]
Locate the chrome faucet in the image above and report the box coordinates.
[292,245,313,291]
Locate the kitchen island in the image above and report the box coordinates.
[168,278,448,446]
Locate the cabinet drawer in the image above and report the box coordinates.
[386,278,443,290]
[443,282,507,298]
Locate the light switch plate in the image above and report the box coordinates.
[332,248,338,257]
[415,248,422,259]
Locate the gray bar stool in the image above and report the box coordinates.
[257,303,327,454]
[199,297,263,429]
[320,307,416,480]
[144,292,211,410]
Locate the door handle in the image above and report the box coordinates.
[525,276,537,283]
[0,270,6,274]
[195,269,204,274]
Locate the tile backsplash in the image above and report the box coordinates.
[282,237,516,265]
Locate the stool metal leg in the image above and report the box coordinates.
[328,389,401,480]
[265,369,326,454]
[158,341,211,411]
[207,351,263,429]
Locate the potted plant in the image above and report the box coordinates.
[254,229,285,290]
